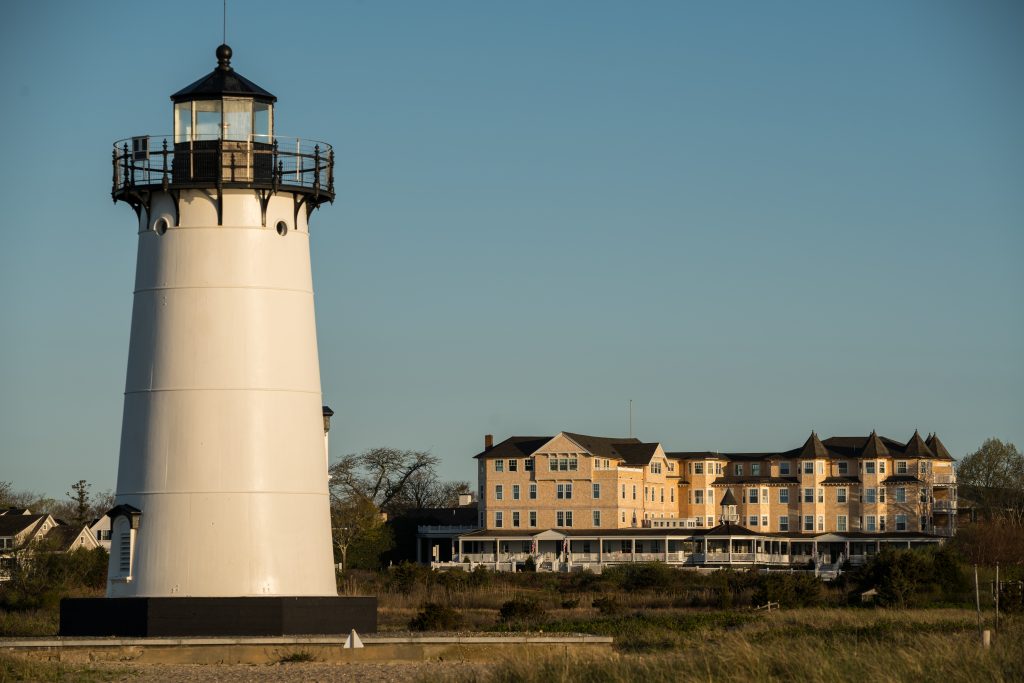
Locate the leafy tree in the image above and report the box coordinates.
[330,495,392,572]
[957,438,1024,526]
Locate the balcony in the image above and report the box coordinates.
[112,134,334,209]
[933,500,956,511]
[932,474,956,486]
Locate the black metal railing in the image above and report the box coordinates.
[112,134,334,205]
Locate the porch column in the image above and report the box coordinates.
[598,537,603,565]
[728,539,733,564]
[416,538,423,565]
[631,538,636,562]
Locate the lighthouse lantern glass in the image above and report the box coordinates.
[194,100,221,140]
[254,101,272,142]
[174,102,192,143]
[223,98,252,141]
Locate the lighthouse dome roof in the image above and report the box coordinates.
[170,44,276,104]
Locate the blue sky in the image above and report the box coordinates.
[1,1,1021,496]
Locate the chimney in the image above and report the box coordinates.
[484,434,493,450]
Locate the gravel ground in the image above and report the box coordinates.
[85,661,493,683]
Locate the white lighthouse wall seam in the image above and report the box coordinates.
[109,189,336,598]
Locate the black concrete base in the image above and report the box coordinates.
[60,596,377,637]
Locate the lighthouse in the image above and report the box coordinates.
[61,45,375,636]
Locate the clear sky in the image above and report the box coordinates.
[1,1,1021,497]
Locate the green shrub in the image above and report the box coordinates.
[561,597,580,609]
[277,650,317,663]
[409,602,463,631]
[390,562,430,594]
[499,597,547,627]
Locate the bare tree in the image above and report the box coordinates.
[957,438,1024,526]
[328,447,440,513]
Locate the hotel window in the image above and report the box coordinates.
[920,515,927,530]
[509,459,518,472]
[865,462,876,474]
[865,488,876,504]
[707,489,714,504]
[896,514,907,531]
[838,461,849,475]
[558,458,569,471]
[660,488,664,503]
[529,511,537,527]
[779,516,789,532]
[879,461,886,474]
[879,516,887,531]
[803,488,813,503]
[818,461,824,475]
[495,460,504,472]
[556,484,573,500]
[670,488,675,503]
[494,511,503,528]
[632,485,637,500]
[694,490,704,505]
[734,464,744,476]
[495,485,503,501]
[569,458,578,471]
[818,488,824,503]
[561,511,574,527]
[803,461,814,474]
[779,461,791,475]
[762,515,769,527]
[920,488,928,503]
[817,515,824,531]
[707,516,714,526]
[593,483,601,499]
[749,515,758,526]
[920,461,928,475]
[549,457,557,472]
[667,462,674,472]
[879,487,886,503]
[837,515,848,532]
[529,483,537,499]
[749,488,759,504]
[896,461,907,475]
[751,463,761,476]
[866,515,877,531]
[512,511,520,528]
[714,463,722,474]
[651,461,662,474]
[803,516,814,531]
[621,511,626,523]
[621,484,626,499]
[694,462,704,474]
[512,484,520,500]
[524,458,533,471]
[779,488,789,504]
[593,510,601,527]
[837,488,847,503]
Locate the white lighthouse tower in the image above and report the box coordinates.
[61,45,375,636]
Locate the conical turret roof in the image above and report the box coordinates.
[799,431,829,459]
[904,430,934,459]
[862,430,889,458]
[719,488,738,507]
[925,433,953,460]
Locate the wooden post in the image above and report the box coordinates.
[995,563,1000,633]
[974,565,983,640]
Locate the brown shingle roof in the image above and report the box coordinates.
[861,431,890,458]
[904,430,935,459]
[472,436,552,460]
[612,443,660,467]
[926,433,954,461]
[799,432,830,459]
[0,514,46,537]
[561,432,643,460]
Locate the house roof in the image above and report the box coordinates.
[711,476,797,486]
[719,489,739,506]
[472,436,552,460]
[799,432,830,459]
[904,430,935,459]
[821,476,860,485]
[612,443,660,467]
[1,507,31,516]
[926,433,954,460]
[861,431,890,459]
[44,524,93,552]
[561,432,643,460]
[882,475,924,485]
[666,451,724,461]
[0,513,46,537]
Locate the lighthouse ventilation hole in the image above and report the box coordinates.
[276,220,289,236]
[154,218,168,235]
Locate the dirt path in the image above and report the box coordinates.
[86,661,491,683]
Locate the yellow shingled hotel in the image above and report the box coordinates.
[437,430,956,572]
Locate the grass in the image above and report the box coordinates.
[0,655,126,683]
[276,650,318,663]
[421,611,1024,683]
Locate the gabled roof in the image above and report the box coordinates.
[0,513,47,537]
[719,489,738,506]
[904,430,935,459]
[925,433,954,461]
[171,45,276,104]
[561,432,643,460]
[472,436,552,459]
[696,521,757,537]
[44,524,97,552]
[861,431,890,459]
[0,507,31,516]
[799,432,830,459]
[612,443,660,467]
[882,475,924,485]
[666,451,725,461]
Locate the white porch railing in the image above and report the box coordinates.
[932,474,956,485]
